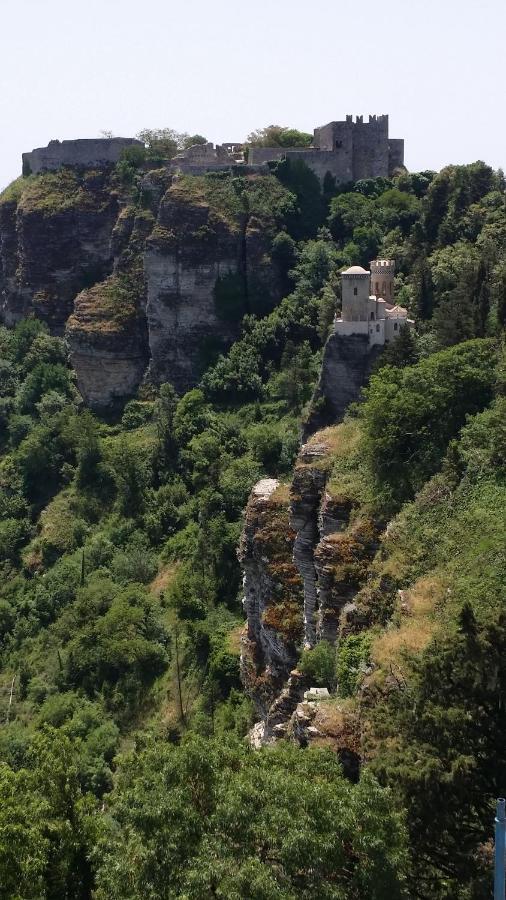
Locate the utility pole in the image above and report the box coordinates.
[5,674,15,725]
[174,625,186,727]
[495,798,506,900]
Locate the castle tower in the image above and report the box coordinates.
[370,259,395,304]
[341,266,371,322]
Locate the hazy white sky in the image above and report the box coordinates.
[1,0,505,190]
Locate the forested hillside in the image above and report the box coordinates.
[0,153,505,898]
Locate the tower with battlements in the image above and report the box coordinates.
[335,259,414,347]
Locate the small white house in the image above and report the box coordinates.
[334,259,414,347]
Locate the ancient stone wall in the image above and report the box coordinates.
[247,147,286,166]
[388,138,405,172]
[352,115,390,180]
[249,115,404,184]
[22,138,144,175]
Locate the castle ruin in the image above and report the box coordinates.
[21,115,404,184]
[22,137,145,175]
[248,115,404,182]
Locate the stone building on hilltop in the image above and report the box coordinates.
[22,115,404,185]
[335,259,414,346]
[22,138,144,175]
[248,115,404,182]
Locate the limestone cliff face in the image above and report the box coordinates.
[239,478,304,738]
[304,332,380,438]
[0,170,119,331]
[145,174,289,393]
[240,427,379,747]
[65,211,153,409]
[1,168,291,408]
[144,178,243,393]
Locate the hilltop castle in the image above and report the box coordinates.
[335,259,414,346]
[21,115,404,185]
[248,115,404,182]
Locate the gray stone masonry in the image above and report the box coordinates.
[22,138,144,175]
[249,114,404,184]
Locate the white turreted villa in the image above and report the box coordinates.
[335,259,414,347]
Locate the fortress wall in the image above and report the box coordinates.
[284,149,353,183]
[247,147,286,166]
[22,138,144,175]
[352,117,390,181]
[248,147,354,184]
[388,139,405,172]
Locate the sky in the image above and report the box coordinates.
[1,0,505,191]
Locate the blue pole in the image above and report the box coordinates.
[495,798,506,900]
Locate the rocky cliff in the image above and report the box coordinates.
[0,168,292,408]
[304,332,380,437]
[239,478,305,741]
[240,423,380,750]
[0,170,119,331]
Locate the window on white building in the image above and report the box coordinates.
[353,287,357,296]
[376,324,380,332]
[394,322,398,330]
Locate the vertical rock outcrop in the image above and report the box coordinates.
[144,173,291,393]
[0,170,119,331]
[239,478,304,739]
[144,179,243,393]
[239,425,380,743]
[66,211,154,409]
[289,440,329,648]
[304,333,380,438]
[1,168,293,409]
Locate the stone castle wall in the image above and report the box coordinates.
[23,138,144,175]
[388,138,405,172]
[249,115,404,184]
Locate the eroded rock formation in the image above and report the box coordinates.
[1,168,290,408]
[304,332,380,438]
[0,170,119,331]
[240,427,379,749]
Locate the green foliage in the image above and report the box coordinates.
[336,632,373,696]
[273,157,325,239]
[94,736,408,899]
[0,729,97,899]
[246,125,313,148]
[361,339,498,508]
[203,236,339,402]
[299,640,336,690]
[64,579,168,710]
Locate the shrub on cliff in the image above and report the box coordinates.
[361,338,498,508]
[299,640,336,690]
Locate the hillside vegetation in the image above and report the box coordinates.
[0,155,505,898]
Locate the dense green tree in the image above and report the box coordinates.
[94,736,408,899]
[246,125,313,148]
[361,339,497,508]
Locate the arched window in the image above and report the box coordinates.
[394,322,398,331]
[370,311,375,320]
